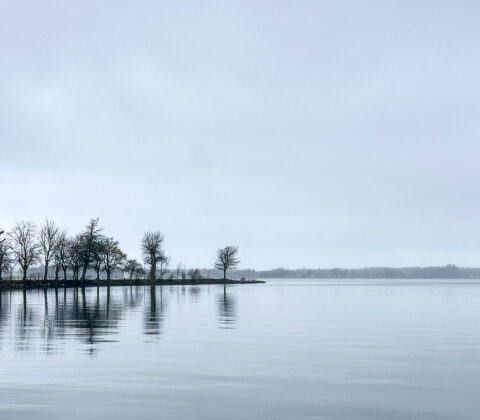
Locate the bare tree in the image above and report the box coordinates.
[78,218,103,282]
[68,236,83,281]
[134,266,145,279]
[158,254,170,280]
[124,259,142,280]
[214,246,240,282]
[188,268,203,281]
[0,229,5,244]
[39,219,60,281]
[141,231,165,281]
[0,233,11,281]
[8,221,40,281]
[91,237,107,280]
[54,230,69,281]
[175,262,182,280]
[102,237,126,281]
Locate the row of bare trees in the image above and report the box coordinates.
[1,219,144,283]
[0,220,240,283]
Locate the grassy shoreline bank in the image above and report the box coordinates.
[0,278,265,291]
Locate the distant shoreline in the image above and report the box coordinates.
[230,265,480,280]
[0,278,265,291]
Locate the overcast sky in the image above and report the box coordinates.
[1,1,480,269]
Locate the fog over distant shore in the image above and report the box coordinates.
[221,265,480,279]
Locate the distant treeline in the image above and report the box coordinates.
[219,265,480,279]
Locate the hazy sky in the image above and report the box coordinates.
[1,1,480,269]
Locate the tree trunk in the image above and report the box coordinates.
[80,266,87,282]
[223,268,226,282]
[43,263,49,281]
[54,265,60,282]
[107,269,111,282]
[96,267,100,280]
[63,268,67,282]
[23,267,27,282]
[150,255,156,282]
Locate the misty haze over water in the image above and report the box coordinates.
[1,279,480,419]
[2,1,480,419]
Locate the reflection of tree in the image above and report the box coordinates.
[123,286,144,310]
[144,286,167,338]
[0,283,239,354]
[189,286,201,303]
[0,290,11,351]
[218,286,236,329]
[41,288,56,353]
[15,289,38,352]
[52,287,124,354]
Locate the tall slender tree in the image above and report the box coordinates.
[8,221,40,281]
[54,230,69,281]
[78,218,103,283]
[141,231,165,281]
[68,236,83,281]
[39,219,60,281]
[0,232,11,281]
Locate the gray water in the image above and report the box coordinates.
[0,279,479,419]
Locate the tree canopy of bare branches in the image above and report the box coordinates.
[91,236,107,280]
[188,268,203,281]
[141,231,165,281]
[8,221,40,281]
[124,259,143,280]
[68,236,83,281]
[102,237,127,281]
[54,230,69,281]
[214,246,240,282]
[78,218,103,282]
[0,231,11,281]
[39,219,61,281]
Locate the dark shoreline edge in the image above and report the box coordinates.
[0,278,266,291]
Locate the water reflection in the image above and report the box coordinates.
[144,285,167,338]
[0,285,237,355]
[218,286,236,329]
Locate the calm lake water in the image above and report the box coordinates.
[1,279,479,419]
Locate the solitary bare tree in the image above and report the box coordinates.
[8,221,40,281]
[141,231,164,281]
[214,246,240,282]
[39,219,60,281]
[101,237,126,281]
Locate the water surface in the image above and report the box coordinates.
[1,279,479,419]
